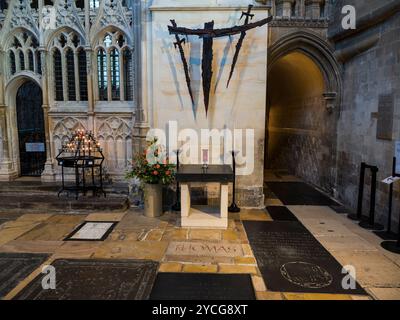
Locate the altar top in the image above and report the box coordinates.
[176,165,233,183]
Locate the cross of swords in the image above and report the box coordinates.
[168,5,272,116]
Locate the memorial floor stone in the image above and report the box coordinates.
[243,220,366,294]
[65,221,117,241]
[0,253,49,298]
[14,259,158,300]
[166,241,243,257]
[149,273,256,300]
[266,182,339,206]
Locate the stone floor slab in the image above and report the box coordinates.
[189,229,222,241]
[240,209,272,221]
[334,251,400,287]
[17,223,79,241]
[182,264,218,273]
[93,240,168,261]
[0,240,63,254]
[0,253,50,298]
[283,293,353,300]
[13,258,158,300]
[85,212,126,222]
[367,287,400,300]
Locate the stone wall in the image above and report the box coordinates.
[332,6,400,227]
[144,0,270,207]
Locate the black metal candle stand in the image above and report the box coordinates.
[172,149,181,211]
[56,130,106,200]
[228,150,241,213]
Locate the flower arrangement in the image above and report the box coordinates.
[126,139,175,185]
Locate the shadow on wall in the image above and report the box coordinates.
[265,51,336,192]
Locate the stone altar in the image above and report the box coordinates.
[176,165,233,229]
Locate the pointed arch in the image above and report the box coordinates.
[268,31,342,108]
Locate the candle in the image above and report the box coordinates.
[202,149,208,164]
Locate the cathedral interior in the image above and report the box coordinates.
[0,0,399,302]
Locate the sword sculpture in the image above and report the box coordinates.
[168,5,273,116]
[226,5,255,88]
[170,20,194,105]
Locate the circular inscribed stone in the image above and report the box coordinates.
[280,262,333,289]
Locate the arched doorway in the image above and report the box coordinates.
[16,81,46,176]
[265,51,337,192]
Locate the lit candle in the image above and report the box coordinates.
[202,149,208,165]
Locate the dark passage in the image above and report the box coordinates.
[243,220,366,295]
[266,182,339,206]
[150,273,256,300]
[16,81,46,176]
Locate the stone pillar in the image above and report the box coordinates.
[86,48,95,133]
[40,49,56,182]
[276,0,296,17]
[0,50,18,181]
[305,0,324,19]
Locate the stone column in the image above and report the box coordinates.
[305,0,324,19]
[0,50,18,180]
[276,0,296,17]
[40,49,56,182]
[86,48,95,133]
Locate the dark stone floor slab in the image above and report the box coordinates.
[150,273,256,300]
[0,253,50,298]
[266,182,339,206]
[266,206,299,221]
[373,230,399,241]
[329,205,349,214]
[243,220,366,295]
[14,259,158,300]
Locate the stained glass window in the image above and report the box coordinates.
[97,49,107,101]
[66,49,76,101]
[78,48,88,101]
[9,51,16,75]
[124,49,133,101]
[110,48,120,101]
[53,49,64,101]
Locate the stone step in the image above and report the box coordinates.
[0,193,130,214]
[0,181,129,196]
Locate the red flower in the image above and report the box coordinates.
[155,164,161,169]
[153,170,159,175]
[166,170,171,176]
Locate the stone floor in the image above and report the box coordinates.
[0,173,399,300]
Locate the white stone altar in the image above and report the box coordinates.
[176,165,233,229]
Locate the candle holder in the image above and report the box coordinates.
[56,130,106,199]
[202,149,209,171]
[171,149,181,211]
[228,150,241,213]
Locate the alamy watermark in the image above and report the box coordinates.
[145,121,255,176]
[41,265,56,290]
[341,5,356,30]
